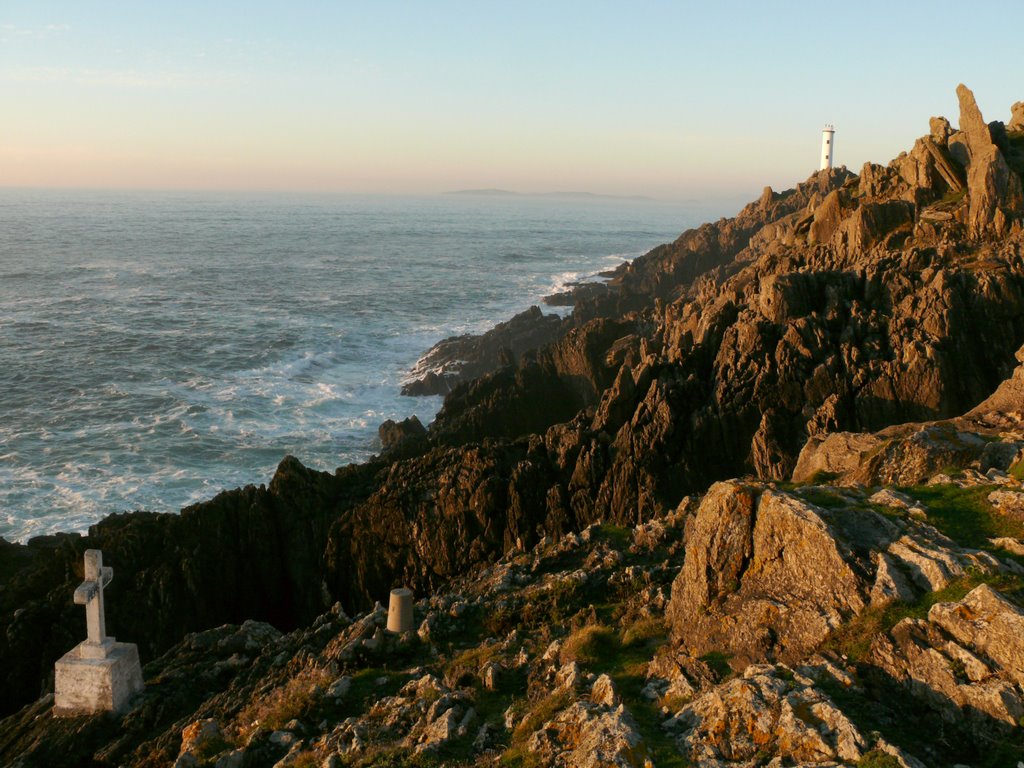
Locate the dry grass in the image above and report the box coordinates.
[234,666,333,734]
[559,624,617,666]
[510,689,572,744]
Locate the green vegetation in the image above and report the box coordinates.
[498,615,686,767]
[595,523,632,549]
[339,748,446,768]
[797,486,852,509]
[234,666,332,733]
[699,650,733,680]
[444,642,502,686]
[1009,457,1024,482]
[338,668,409,719]
[824,571,1024,662]
[621,617,665,648]
[902,483,1024,549]
[938,187,968,206]
[559,624,618,666]
[510,689,573,745]
[856,750,902,768]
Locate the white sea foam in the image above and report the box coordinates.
[0,189,698,541]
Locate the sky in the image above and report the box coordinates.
[1,1,1022,200]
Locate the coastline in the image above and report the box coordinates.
[4,88,1024,764]
[0,191,690,544]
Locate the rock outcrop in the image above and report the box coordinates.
[402,305,566,396]
[665,481,1002,666]
[955,84,1024,238]
[3,85,1024,765]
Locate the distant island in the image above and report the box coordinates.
[446,188,653,201]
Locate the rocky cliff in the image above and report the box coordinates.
[2,84,1024,767]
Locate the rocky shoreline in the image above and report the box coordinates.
[2,84,1024,766]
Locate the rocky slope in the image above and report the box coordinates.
[2,84,1024,766]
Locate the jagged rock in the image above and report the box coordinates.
[795,422,1001,487]
[525,700,649,768]
[991,536,1024,556]
[988,489,1024,520]
[475,660,499,692]
[378,415,427,452]
[414,707,460,753]
[666,665,869,765]
[326,676,351,701]
[666,481,1000,665]
[555,661,585,692]
[957,83,1024,237]
[929,584,1024,686]
[590,674,620,707]
[869,585,1024,728]
[792,431,882,483]
[178,719,226,762]
[402,305,566,396]
[1010,102,1024,133]
[3,87,1024,768]
[930,116,953,145]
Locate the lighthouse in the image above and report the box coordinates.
[820,124,835,170]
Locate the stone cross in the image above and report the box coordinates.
[73,549,114,652]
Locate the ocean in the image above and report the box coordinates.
[0,189,713,542]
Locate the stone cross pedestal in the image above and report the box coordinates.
[387,587,414,633]
[54,550,143,717]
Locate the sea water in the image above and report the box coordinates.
[0,189,716,542]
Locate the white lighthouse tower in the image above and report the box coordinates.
[820,124,835,170]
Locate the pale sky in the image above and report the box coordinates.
[1,1,1022,199]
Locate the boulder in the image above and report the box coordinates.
[666,482,1000,665]
[665,665,869,765]
[524,700,649,768]
[869,584,1024,728]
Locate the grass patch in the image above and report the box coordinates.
[483,575,587,635]
[610,671,689,768]
[902,483,1024,549]
[595,523,632,550]
[444,642,501,686]
[339,747,446,768]
[337,668,409,719]
[509,689,573,745]
[938,187,968,206]
[1009,458,1024,482]
[699,651,734,680]
[856,749,903,767]
[824,571,1024,662]
[235,666,332,733]
[560,624,618,666]
[500,746,543,768]
[798,486,851,509]
[621,617,666,648]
